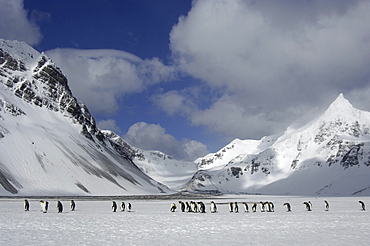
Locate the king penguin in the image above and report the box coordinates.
[24,199,30,211]
[57,201,63,213]
[324,200,329,211]
[252,203,257,212]
[210,201,217,213]
[40,200,48,213]
[70,200,76,211]
[283,202,291,212]
[359,201,366,211]
[303,202,311,211]
[112,201,117,212]
[170,203,177,212]
[120,202,125,212]
[228,202,234,213]
[242,202,249,212]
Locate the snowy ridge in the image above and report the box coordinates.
[0,39,170,196]
[188,94,370,195]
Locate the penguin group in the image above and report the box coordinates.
[112,201,131,212]
[20,199,369,214]
[173,201,207,213]
[170,201,276,213]
[228,202,244,213]
[259,201,275,212]
[23,200,77,213]
[169,200,368,213]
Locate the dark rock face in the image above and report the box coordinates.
[0,49,26,72]
[0,48,100,142]
[0,45,133,162]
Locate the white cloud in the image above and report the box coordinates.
[123,122,209,161]
[161,0,370,140]
[97,119,122,134]
[0,0,42,45]
[46,48,176,115]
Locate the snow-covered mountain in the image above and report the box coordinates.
[0,39,170,196]
[2,38,370,197]
[187,94,370,196]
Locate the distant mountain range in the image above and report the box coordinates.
[1,39,369,196]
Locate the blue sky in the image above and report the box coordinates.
[2,0,370,161]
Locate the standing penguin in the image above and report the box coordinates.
[252,203,257,212]
[359,201,366,211]
[112,201,117,212]
[120,202,125,212]
[242,202,249,212]
[127,203,132,212]
[24,199,30,211]
[324,200,329,211]
[191,201,198,213]
[234,202,239,213]
[228,202,234,213]
[260,202,265,212]
[303,202,312,211]
[284,202,291,212]
[269,202,275,212]
[70,200,76,211]
[57,201,63,213]
[198,202,206,213]
[40,200,48,213]
[210,201,217,213]
[170,203,177,212]
[185,202,191,212]
[178,201,185,212]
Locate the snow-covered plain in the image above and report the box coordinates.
[0,196,369,245]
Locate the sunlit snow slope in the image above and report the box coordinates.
[0,39,169,196]
[188,94,370,196]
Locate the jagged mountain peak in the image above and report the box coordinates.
[323,93,360,119]
[0,39,40,68]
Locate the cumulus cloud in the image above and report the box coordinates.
[123,122,209,161]
[46,48,176,115]
[0,0,43,45]
[97,119,122,134]
[159,0,370,140]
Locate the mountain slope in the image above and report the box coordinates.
[187,94,370,195]
[101,130,199,190]
[0,39,169,196]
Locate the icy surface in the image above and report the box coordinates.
[1,196,369,245]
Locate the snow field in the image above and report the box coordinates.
[0,196,369,245]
